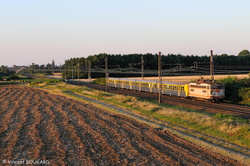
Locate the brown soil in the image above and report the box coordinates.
[0,85,244,165]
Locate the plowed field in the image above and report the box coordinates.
[0,85,243,165]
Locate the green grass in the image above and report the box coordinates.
[0,81,19,85]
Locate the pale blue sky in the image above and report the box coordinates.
[0,0,250,66]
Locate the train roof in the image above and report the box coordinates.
[108,77,186,85]
[190,79,224,85]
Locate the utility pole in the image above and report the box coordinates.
[60,63,62,78]
[210,50,214,81]
[158,52,162,103]
[65,64,67,82]
[105,57,109,92]
[77,62,80,86]
[193,61,198,70]
[88,61,91,83]
[71,63,74,80]
[39,66,41,76]
[129,64,133,72]
[52,60,55,77]
[141,56,144,79]
[85,60,88,70]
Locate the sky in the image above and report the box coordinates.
[1,0,250,66]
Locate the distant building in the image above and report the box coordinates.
[8,66,28,73]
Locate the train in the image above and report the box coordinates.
[107,77,225,103]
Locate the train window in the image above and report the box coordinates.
[190,89,194,91]
[202,90,206,93]
[163,84,170,90]
[190,85,206,89]
[142,83,149,87]
[108,80,114,84]
[152,84,157,88]
[123,81,129,85]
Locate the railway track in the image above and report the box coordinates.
[68,81,250,119]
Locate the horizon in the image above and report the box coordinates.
[4,51,247,68]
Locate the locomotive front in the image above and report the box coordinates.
[210,83,225,102]
[188,80,225,102]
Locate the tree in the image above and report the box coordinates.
[238,50,250,65]
[0,65,11,76]
[238,50,250,56]
[46,63,52,69]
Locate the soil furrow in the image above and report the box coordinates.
[17,92,44,160]
[10,91,36,160]
[0,86,28,134]
[0,89,29,161]
[95,113,170,165]
[71,103,169,165]
[85,109,175,164]
[60,99,121,165]
[36,94,67,165]
[0,87,21,114]
[112,118,198,164]
[0,86,13,101]
[51,106,89,165]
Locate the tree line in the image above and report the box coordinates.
[0,65,14,76]
[63,50,250,79]
[19,50,250,79]
[0,65,16,81]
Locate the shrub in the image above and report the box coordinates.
[239,87,250,105]
[6,75,19,81]
[218,76,241,102]
[92,78,106,85]
[45,79,62,85]
[29,80,42,85]
[0,75,3,81]
[214,113,233,119]
[239,78,250,87]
